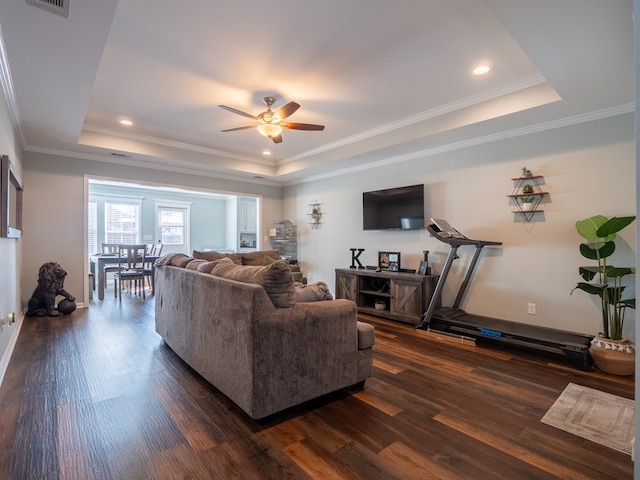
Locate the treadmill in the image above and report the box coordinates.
[419,219,593,371]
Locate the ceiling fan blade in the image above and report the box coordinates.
[218,105,257,120]
[282,122,325,131]
[271,134,283,143]
[220,125,256,132]
[275,102,300,121]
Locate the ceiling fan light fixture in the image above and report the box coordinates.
[257,123,283,137]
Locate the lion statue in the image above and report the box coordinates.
[26,262,76,316]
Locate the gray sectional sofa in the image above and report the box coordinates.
[154,252,374,419]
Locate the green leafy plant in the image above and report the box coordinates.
[572,215,636,340]
[521,196,535,203]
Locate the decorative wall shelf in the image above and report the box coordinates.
[308,201,322,229]
[507,167,548,223]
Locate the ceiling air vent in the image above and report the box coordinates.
[26,0,70,18]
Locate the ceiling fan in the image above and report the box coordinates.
[218,96,324,143]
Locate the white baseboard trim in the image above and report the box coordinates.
[0,312,24,388]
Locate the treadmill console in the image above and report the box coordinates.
[427,219,502,248]
[430,218,466,239]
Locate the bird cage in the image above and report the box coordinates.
[269,220,297,262]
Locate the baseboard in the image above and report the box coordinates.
[0,312,24,388]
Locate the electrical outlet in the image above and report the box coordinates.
[528,303,536,315]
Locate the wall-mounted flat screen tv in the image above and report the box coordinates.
[363,184,425,230]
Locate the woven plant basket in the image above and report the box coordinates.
[589,334,635,376]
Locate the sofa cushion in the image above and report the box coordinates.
[294,281,333,302]
[193,250,243,265]
[243,250,280,266]
[357,321,376,350]
[211,261,296,308]
[195,257,234,273]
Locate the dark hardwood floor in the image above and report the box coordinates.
[0,290,634,479]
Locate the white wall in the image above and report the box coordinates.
[22,152,283,307]
[285,113,635,339]
[0,82,23,382]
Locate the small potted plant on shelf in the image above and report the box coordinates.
[520,196,535,211]
[572,214,636,375]
[522,183,534,194]
[374,298,386,310]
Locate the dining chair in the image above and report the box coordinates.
[144,243,163,293]
[102,243,120,289]
[113,244,147,301]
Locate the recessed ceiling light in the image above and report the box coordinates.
[119,119,133,126]
[472,64,492,75]
[263,150,271,156]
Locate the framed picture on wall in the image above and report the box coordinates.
[379,251,400,271]
[1,155,23,239]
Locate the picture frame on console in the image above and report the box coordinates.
[379,251,400,271]
[418,261,429,275]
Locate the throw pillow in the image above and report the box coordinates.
[192,249,225,261]
[262,254,277,265]
[185,259,208,270]
[294,281,334,302]
[242,250,280,266]
[155,252,184,266]
[156,253,192,267]
[192,250,243,265]
[170,254,194,267]
[211,261,296,308]
[195,257,233,273]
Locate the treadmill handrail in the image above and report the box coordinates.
[420,222,502,328]
[426,224,502,247]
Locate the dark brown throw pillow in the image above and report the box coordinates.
[195,257,233,273]
[192,250,242,265]
[185,259,208,270]
[211,261,296,308]
[242,250,280,266]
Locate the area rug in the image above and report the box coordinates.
[541,383,635,455]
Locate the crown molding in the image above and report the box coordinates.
[0,25,26,150]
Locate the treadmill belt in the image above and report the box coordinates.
[433,311,592,347]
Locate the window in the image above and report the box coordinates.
[155,200,191,253]
[88,201,97,254]
[105,202,140,243]
[160,208,185,245]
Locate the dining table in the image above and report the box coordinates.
[90,254,161,300]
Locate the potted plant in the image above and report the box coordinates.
[521,196,535,211]
[572,215,636,375]
[522,183,534,194]
[374,298,386,310]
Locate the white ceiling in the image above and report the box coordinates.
[0,0,634,186]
